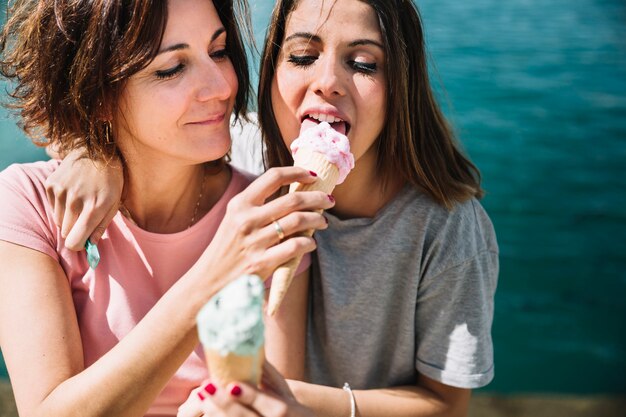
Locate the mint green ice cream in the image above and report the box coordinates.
[196,274,265,356]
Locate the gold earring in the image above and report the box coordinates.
[105,122,113,145]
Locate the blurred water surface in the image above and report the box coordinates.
[1,0,625,394]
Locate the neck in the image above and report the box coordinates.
[122,161,228,233]
[330,149,404,219]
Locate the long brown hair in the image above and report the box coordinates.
[258,0,483,208]
[0,0,251,160]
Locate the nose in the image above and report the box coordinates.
[195,58,236,103]
[310,54,346,98]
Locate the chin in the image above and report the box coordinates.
[201,141,231,162]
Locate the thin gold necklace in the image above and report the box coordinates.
[120,165,207,230]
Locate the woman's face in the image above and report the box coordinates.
[115,0,238,165]
[271,0,386,167]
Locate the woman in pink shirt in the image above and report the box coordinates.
[0,0,327,415]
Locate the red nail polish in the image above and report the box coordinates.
[309,170,318,177]
[324,216,329,225]
[230,384,242,397]
[197,391,206,401]
[327,194,335,203]
[204,383,217,395]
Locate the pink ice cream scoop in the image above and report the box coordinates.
[290,122,355,184]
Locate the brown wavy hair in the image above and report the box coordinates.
[0,0,251,160]
[258,0,483,208]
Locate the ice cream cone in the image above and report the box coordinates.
[197,274,265,387]
[267,148,340,317]
[204,345,265,387]
[267,122,354,316]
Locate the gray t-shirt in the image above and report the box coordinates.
[305,185,499,389]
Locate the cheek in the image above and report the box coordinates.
[118,87,182,139]
[224,62,239,106]
[272,64,305,109]
[358,79,386,119]
[271,71,301,141]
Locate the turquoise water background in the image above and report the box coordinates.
[1,0,625,394]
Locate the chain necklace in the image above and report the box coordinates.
[120,165,207,230]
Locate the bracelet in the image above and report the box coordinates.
[343,382,356,417]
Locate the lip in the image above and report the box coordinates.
[186,113,226,126]
[300,108,349,124]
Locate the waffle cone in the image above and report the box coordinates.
[267,149,340,316]
[204,345,265,388]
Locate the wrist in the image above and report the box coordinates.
[343,383,356,417]
[286,380,353,417]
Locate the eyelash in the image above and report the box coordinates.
[349,60,377,74]
[210,48,229,61]
[154,49,230,80]
[287,54,377,74]
[156,63,185,80]
[287,55,316,67]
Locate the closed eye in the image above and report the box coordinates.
[210,48,229,62]
[288,54,316,67]
[155,63,185,80]
[350,60,377,74]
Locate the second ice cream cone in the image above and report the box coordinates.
[197,274,265,387]
[204,346,265,387]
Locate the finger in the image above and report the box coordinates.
[256,190,334,225]
[177,398,204,417]
[44,179,57,214]
[88,199,120,244]
[260,362,294,400]
[64,204,99,251]
[258,237,317,278]
[60,197,82,240]
[243,167,318,206]
[177,380,213,417]
[261,212,327,245]
[228,382,288,416]
[44,181,66,231]
[201,383,257,417]
[54,194,67,233]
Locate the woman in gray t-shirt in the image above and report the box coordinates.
[257,0,498,415]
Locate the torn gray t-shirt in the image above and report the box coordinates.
[305,185,499,389]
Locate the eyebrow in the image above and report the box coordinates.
[284,32,322,44]
[284,32,384,50]
[157,27,227,55]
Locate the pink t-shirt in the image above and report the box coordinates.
[0,160,309,416]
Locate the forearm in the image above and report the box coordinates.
[264,270,309,380]
[35,273,210,417]
[288,379,470,417]
[2,246,223,417]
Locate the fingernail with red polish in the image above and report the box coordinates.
[230,384,242,397]
[197,391,206,401]
[327,194,335,203]
[204,382,217,396]
[309,170,318,177]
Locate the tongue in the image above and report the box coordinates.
[299,118,347,136]
[331,121,347,135]
[299,118,319,136]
